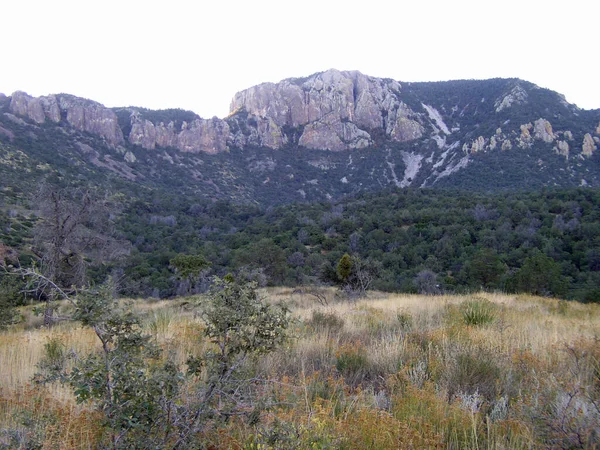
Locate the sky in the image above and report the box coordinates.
[2,0,599,119]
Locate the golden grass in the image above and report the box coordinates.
[1,290,599,449]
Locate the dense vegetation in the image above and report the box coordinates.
[2,184,600,303]
[113,187,600,302]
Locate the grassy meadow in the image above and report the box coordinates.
[1,289,599,449]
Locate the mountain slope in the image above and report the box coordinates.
[1,70,600,205]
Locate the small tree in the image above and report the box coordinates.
[31,186,128,325]
[170,253,211,295]
[513,251,568,297]
[174,277,290,447]
[35,280,183,449]
[337,253,353,283]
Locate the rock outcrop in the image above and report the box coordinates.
[177,118,229,154]
[582,133,596,157]
[9,91,123,146]
[533,118,555,143]
[494,84,528,112]
[5,72,599,161]
[9,91,60,124]
[230,69,423,150]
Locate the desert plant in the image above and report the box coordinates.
[460,297,497,326]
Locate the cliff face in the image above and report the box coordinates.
[4,71,600,181]
[230,69,424,150]
[9,91,124,146]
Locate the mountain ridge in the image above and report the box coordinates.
[1,70,600,205]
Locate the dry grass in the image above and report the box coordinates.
[1,290,599,449]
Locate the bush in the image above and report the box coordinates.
[460,297,497,326]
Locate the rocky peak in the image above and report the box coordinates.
[229,69,423,150]
[9,91,60,124]
[8,91,124,146]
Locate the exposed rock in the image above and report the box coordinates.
[533,118,554,143]
[494,84,528,112]
[299,114,371,151]
[57,95,124,146]
[464,136,486,153]
[596,122,600,135]
[124,151,137,163]
[518,123,533,148]
[555,140,569,158]
[582,133,596,157]
[501,139,513,151]
[9,91,60,124]
[177,118,229,154]
[422,104,451,134]
[399,151,423,187]
[129,114,157,149]
[155,122,178,148]
[253,116,287,149]
[230,69,422,149]
[564,130,574,140]
[489,136,497,150]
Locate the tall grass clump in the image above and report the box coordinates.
[460,297,497,326]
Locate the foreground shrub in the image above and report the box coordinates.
[460,297,497,326]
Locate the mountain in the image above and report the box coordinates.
[1,69,600,205]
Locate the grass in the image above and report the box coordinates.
[1,290,600,448]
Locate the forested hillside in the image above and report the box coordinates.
[2,184,600,303]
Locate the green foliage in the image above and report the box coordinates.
[169,253,210,280]
[446,351,502,402]
[35,280,184,448]
[460,297,498,326]
[336,254,352,283]
[202,278,290,363]
[512,250,568,297]
[0,270,27,328]
[462,248,507,289]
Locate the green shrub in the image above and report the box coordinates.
[460,297,497,326]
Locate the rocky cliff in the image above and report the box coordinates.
[2,71,600,199]
[9,91,124,146]
[229,69,424,150]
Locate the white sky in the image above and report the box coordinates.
[2,0,598,119]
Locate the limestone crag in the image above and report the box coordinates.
[177,118,230,154]
[298,113,372,151]
[9,91,123,146]
[582,133,596,157]
[230,69,423,150]
[555,140,570,158]
[460,117,584,156]
[9,91,60,124]
[57,95,124,146]
[533,118,555,143]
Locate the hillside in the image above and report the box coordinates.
[1,72,600,300]
[1,71,600,208]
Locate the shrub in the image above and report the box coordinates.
[460,297,497,326]
[446,352,502,402]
